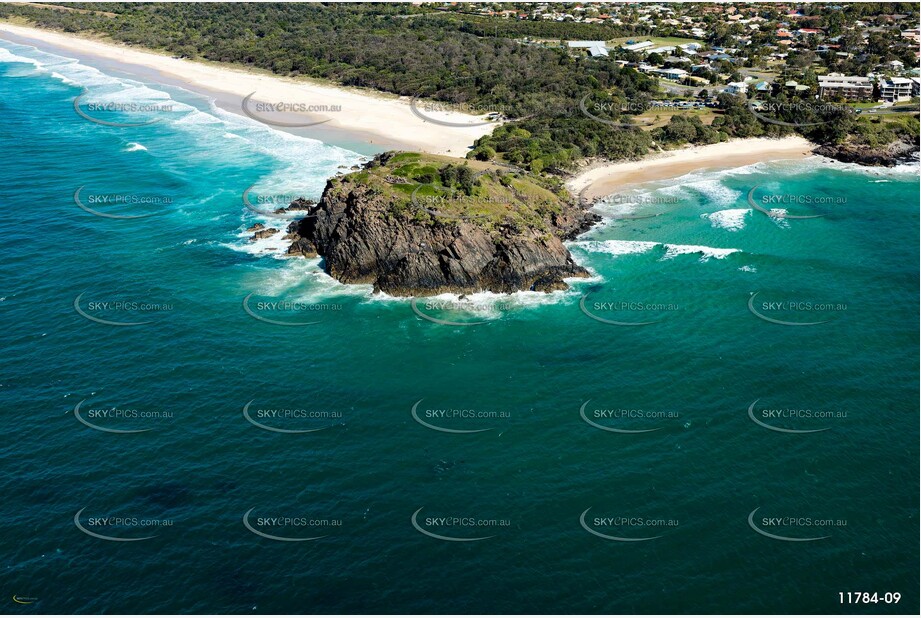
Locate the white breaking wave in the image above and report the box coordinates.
[224,224,292,259]
[369,285,585,312]
[242,259,372,304]
[0,42,367,262]
[767,208,791,228]
[789,154,921,179]
[705,208,750,231]
[240,259,585,313]
[0,47,43,66]
[661,243,740,260]
[652,160,777,204]
[570,239,740,261]
[684,178,741,207]
[577,239,659,256]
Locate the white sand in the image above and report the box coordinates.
[0,22,496,156]
[568,136,815,199]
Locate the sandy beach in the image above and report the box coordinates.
[567,136,815,199]
[0,21,495,156]
[1,22,815,180]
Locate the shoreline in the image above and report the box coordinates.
[567,136,815,199]
[0,21,495,156]
[0,22,826,193]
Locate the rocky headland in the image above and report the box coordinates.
[812,132,919,166]
[285,152,598,296]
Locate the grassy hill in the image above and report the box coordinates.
[334,152,572,234]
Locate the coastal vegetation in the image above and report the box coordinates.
[1,2,917,171]
[318,151,574,232]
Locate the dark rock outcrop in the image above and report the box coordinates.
[286,173,595,296]
[274,197,315,215]
[813,135,919,166]
[249,227,278,241]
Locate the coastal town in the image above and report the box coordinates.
[437,2,920,109]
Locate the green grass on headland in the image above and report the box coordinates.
[332,152,569,232]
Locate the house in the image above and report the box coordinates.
[879,77,912,102]
[656,67,689,81]
[621,40,654,52]
[700,52,733,62]
[568,40,609,57]
[912,77,921,97]
[723,81,748,95]
[818,75,873,101]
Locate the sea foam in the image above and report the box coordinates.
[705,208,750,231]
[570,239,740,262]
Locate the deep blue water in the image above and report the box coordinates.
[1,40,918,614]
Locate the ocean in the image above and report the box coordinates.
[1,40,918,614]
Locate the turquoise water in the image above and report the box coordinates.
[1,41,918,614]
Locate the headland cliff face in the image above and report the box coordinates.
[286,152,597,296]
